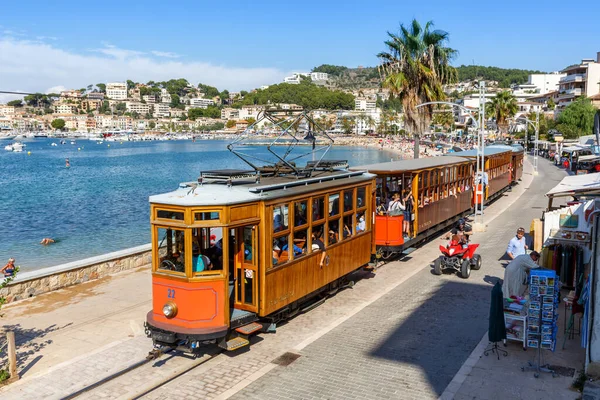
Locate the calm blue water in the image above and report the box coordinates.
[0,139,394,272]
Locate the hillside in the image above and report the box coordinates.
[312,64,544,90]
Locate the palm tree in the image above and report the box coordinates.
[378,19,457,158]
[487,91,518,133]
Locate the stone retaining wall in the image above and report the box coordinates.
[0,244,152,304]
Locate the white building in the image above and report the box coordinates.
[125,101,151,115]
[355,97,377,111]
[283,72,329,84]
[161,89,171,104]
[143,95,156,103]
[527,72,565,94]
[153,103,170,118]
[190,98,215,108]
[106,82,128,100]
[556,53,600,110]
[310,72,329,82]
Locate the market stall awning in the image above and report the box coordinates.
[546,173,600,198]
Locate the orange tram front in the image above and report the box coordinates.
[145,166,376,352]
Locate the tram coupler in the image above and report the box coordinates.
[146,348,164,360]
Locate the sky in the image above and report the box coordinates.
[1,0,600,102]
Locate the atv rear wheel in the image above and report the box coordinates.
[433,257,442,275]
[461,258,471,279]
[471,254,482,270]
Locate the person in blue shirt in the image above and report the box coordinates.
[192,245,211,272]
[506,227,528,260]
[282,242,303,256]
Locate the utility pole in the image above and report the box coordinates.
[474,81,486,232]
[534,107,540,175]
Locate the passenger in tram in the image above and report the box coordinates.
[356,213,366,233]
[311,230,328,268]
[343,224,352,238]
[402,190,414,238]
[273,214,284,232]
[328,229,339,245]
[192,244,212,272]
[272,243,280,266]
[387,192,405,216]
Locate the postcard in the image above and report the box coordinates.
[528,339,539,348]
[539,286,547,295]
[543,303,554,311]
[530,286,539,296]
[539,277,548,286]
[531,276,540,286]
[530,302,540,311]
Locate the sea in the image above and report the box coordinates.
[0,138,396,272]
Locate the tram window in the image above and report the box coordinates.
[194,212,220,221]
[327,218,340,245]
[329,193,340,217]
[343,190,353,212]
[191,227,223,275]
[312,197,325,222]
[343,214,354,239]
[156,227,186,274]
[274,235,289,264]
[357,187,366,209]
[292,229,308,259]
[157,210,184,220]
[273,204,288,232]
[243,227,254,264]
[311,224,325,252]
[294,201,308,227]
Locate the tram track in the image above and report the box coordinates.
[60,347,221,400]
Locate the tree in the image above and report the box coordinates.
[341,116,355,134]
[486,91,517,133]
[312,64,348,76]
[149,121,156,129]
[240,90,248,97]
[378,19,458,158]
[198,83,220,98]
[96,83,106,93]
[245,117,256,125]
[7,100,23,107]
[170,94,184,109]
[556,97,596,138]
[547,98,556,110]
[115,102,127,114]
[226,120,237,128]
[51,118,66,130]
[100,101,110,114]
[24,93,50,107]
[126,80,135,90]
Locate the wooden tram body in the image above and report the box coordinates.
[145,166,375,351]
[510,145,525,183]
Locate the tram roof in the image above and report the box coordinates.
[350,156,471,174]
[448,147,512,158]
[150,169,375,207]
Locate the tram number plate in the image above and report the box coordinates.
[152,332,176,344]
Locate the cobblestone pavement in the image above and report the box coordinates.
[0,157,568,400]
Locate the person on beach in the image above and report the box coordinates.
[1,258,15,277]
[65,158,70,168]
[40,238,55,245]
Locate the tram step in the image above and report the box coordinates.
[235,322,263,335]
[221,337,250,351]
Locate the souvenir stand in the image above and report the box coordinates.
[504,299,527,350]
[522,269,560,377]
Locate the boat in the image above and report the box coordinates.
[51,142,58,147]
[4,142,25,152]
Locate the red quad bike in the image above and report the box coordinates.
[433,240,481,279]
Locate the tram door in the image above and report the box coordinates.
[233,225,258,312]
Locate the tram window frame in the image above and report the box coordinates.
[194,211,220,222]
[190,226,224,277]
[156,209,184,221]
[312,196,325,223]
[327,217,340,246]
[343,214,354,239]
[291,227,308,260]
[155,226,187,277]
[311,223,325,253]
[357,187,366,209]
[293,200,308,228]
[343,189,354,213]
[273,203,289,233]
[356,185,369,232]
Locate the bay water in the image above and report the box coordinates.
[0,139,394,272]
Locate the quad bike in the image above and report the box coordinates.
[433,239,481,279]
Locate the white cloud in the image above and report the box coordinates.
[151,50,180,59]
[36,35,58,41]
[0,38,288,102]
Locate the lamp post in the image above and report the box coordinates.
[416,97,485,231]
[515,108,540,175]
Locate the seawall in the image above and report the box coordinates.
[0,244,152,304]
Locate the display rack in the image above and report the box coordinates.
[522,269,559,378]
[504,313,527,350]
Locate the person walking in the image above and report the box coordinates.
[506,227,528,260]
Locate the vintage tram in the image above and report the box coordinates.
[145,162,376,352]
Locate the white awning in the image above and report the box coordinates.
[546,172,600,197]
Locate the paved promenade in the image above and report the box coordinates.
[0,156,584,399]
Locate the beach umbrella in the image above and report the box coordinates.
[489,281,507,342]
[594,111,600,155]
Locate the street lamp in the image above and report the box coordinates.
[515,108,540,175]
[417,92,486,232]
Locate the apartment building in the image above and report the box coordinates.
[283,72,329,84]
[190,98,215,108]
[0,105,15,116]
[143,95,156,103]
[106,82,128,100]
[355,97,377,111]
[60,90,83,99]
[87,92,105,101]
[221,108,239,120]
[81,99,102,112]
[527,72,565,94]
[153,103,170,118]
[125,101,151,115]
[556,53,600,110]
[55,104,78,114]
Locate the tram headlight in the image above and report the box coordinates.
[162,302,178,319]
